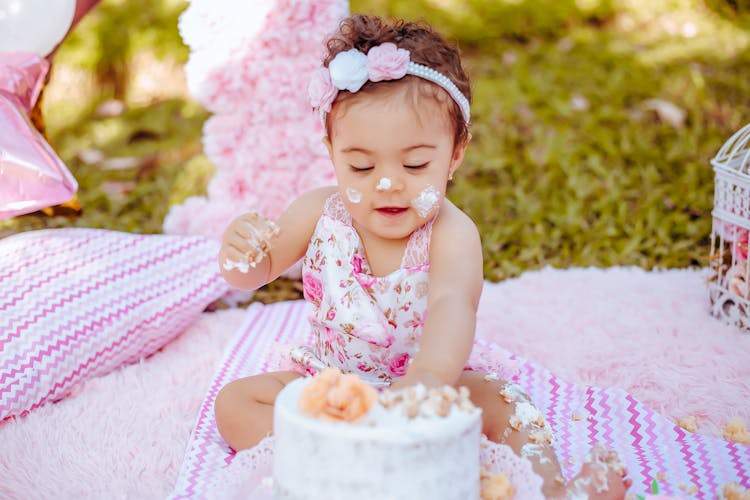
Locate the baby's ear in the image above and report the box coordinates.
[449,136,470,174]
[322,136,333,159]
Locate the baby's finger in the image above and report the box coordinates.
[226,232,254,254]
[244,219,267,244]
[242,236,265,257]
[263,219,281,240]
[232,218,254,240]
[226,244,249,262]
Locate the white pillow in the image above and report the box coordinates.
[0,228,229,420]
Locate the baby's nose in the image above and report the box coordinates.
[375,177,392,191]
[376,176,405,193]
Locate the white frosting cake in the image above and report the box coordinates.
[272,374,482,500]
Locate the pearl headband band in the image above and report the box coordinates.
[308,42,471,129]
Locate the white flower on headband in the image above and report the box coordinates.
[328,48,369,92]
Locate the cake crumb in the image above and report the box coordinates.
[508,415,522,431]
[480,469,515,500]
[655,472,666,481]
[676,415,699,433]
[571,412,585,421]
[678,483,698,494]
[528,428,553,445]
[722,418,750,445]
[721,482,750,500]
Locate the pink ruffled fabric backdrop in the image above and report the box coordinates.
[163,0,347,241]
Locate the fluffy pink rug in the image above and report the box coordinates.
[0,308,246,498]
[1,267,748,498]
[476,266,750,438]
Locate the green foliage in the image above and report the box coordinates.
[60,0,188,97]
[355,0,750,280]
[354,0,616,43]
[3,0,750,297]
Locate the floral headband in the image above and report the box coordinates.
[308,42,471,128]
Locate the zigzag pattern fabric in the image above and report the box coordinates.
[171,300,750,498]
[0,228,229,420]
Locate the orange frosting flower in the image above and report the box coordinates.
[299,368,378,423]
[480,469,515,500]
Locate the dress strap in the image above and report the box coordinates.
[322,191,351,225]
[323,190,432,268]
[401,217,435,268]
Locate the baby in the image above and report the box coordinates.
[215,13,630,498]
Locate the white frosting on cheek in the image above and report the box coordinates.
[411,185,441,217]
[376,177,391,191]
[345,187,362,204]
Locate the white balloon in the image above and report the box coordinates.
[0,0,76,56]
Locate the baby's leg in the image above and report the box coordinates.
[456,370,628,499]
[214,370,301,451]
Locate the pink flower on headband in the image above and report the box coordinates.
[308,67,337,113]
[367,43,410,82]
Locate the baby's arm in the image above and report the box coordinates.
[393,201,484,389]
[218,186,336,290]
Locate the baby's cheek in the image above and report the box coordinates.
[410,185,441,217]
[345,187,363,204]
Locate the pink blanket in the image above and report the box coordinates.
[170,300,750,498]
[2,267,748,498]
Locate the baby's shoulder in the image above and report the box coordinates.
[431,199,480,244]
[295,186,338,208]
[276,186,337,239]
[286,186,337,217]
[428,199,482,268]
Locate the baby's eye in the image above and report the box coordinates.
[349,165,374,172]
[404,162,429,169]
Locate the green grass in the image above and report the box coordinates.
[3,0,749,292]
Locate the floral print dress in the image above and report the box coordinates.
[301,192,434,387]
[287,192,545,494]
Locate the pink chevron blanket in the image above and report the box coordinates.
[170,300,750,499]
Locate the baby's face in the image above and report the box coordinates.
[324,91,466,243]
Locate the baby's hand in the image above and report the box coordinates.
[221,212,280,273]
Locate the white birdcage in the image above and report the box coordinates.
[709,123,750,332]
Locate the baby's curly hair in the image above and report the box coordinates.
[323,14,472,147]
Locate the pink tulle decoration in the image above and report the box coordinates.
[164,0,347,243]
[0,52,78,220]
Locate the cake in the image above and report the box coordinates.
[272,368,482,500]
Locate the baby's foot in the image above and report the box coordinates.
[564,444,631,499]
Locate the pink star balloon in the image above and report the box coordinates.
[0,52,77,220]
